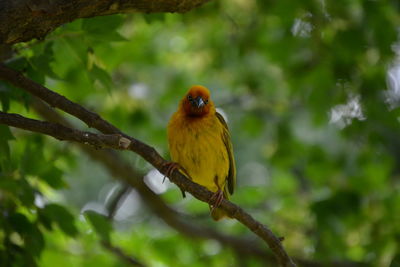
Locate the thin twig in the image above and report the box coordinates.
[101,183,143,266]
[101,241,146,267]
[107,184,132,220]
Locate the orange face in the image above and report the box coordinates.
[181,85,212,117]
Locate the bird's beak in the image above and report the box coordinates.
[194,96,205,108]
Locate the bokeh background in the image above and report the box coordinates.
[1,0,400,266]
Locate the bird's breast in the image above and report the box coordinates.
[167,114,229,192]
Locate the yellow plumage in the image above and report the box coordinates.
[167,85,236,220]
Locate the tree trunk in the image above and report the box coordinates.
[0,0,211,45]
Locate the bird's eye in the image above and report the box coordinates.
[205,99,209,104]
[187,95,193,101]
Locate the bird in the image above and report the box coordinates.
[166,85,236,220]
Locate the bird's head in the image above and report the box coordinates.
[181,85,214,117]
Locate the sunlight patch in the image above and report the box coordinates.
[144,169,171,194]
[128,82,149,100]
[329,95,365,128]
[292,16,313,38]
[385,62,400,109]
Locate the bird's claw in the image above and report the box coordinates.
[162,162,178,183]
[210,189,224,212]
[162,161,191,183]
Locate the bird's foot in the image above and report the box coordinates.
[210,189,224,212]
[161,161,191,183]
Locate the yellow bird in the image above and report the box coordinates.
[167,85,236,220]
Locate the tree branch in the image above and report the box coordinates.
[31,98,281,265]
[30,97,365,267]
[0,111,130,150]
[0,64,295,266]
[0,0,212,45]
[106,184,132,220]
[101,240,146,267]
[100,184,145,267]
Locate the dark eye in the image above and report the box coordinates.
[205,99,209,104]
[187,95,193,101]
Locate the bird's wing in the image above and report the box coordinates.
[216,112,236,195]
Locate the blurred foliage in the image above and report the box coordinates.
[1,0,400,266]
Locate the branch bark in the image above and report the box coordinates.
[0,0,211,45]
[32,97,281,266]
[0,64,295,266]
[32,99,367,267]
[0,111,130,150]
[0,88,366,267]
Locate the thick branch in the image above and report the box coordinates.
[0,111,130,150]
[29,96,366,267]
[31,98,281,265]
[0,64,121,134]
[0,0,211,45]
[0,64,295,267]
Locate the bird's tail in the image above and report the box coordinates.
[210,206,230,221]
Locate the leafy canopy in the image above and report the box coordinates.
[1,0,400,266]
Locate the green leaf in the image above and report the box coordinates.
[0,125,14,166]
[20,136,45,176]
[0,76,31,112]
[143,13,166,24]
[8,213,45,258]
[25,64,45,85]
[0,94,9,112]
[29,42,60,79]
[40,166,67,189]
[6,56,29,71]
[8,213,33,238]
[0,125,15,141]
[0,84,10,112]
[0,141,10,167]
[25,226,45,258]
[82,15,124,33]
[0,176,18,194]
[89,64,113,91]
[40,204,78,237]
[84,210,112,242]
[82,15,126,42]
[312,190,361,223]
[17,178,36,207]
[62,37,89,66]
[37,210,53,231]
